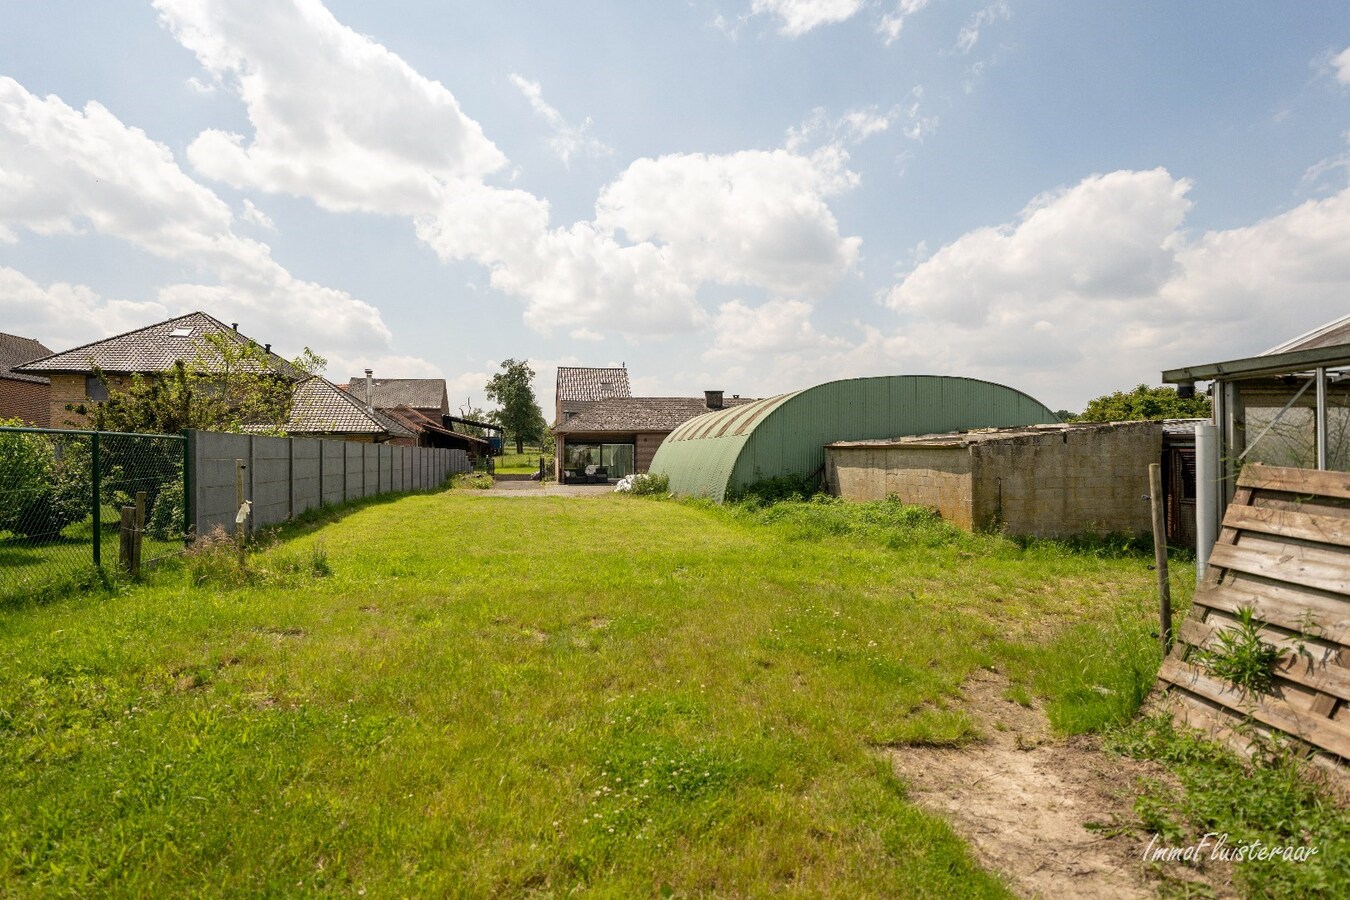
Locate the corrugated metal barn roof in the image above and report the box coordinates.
[649,375,1059,502]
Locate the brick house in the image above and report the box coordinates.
[0,333,53,426]
[14,311,409,442]
[552,366,752,482]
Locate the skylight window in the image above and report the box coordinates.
[170,327,193,337]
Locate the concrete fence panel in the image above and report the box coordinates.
[191,431,252,539]
[344,442,363,502]
[189,431,456,541]
[292,439,321,517]
[251,437,291,529]
[321,440,345,506]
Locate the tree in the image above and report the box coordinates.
[0,418,90,540]
[1070,384,1211,423]
[485,358,547,454]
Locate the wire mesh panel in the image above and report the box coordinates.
[0,427,185,604]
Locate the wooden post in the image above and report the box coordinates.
[235,458,247,568]
[119,506,135,573]
[1149,462,1172,653]
[132,490,146,575]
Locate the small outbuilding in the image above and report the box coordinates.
[826,421,1162,537]
[650,375,1059,502]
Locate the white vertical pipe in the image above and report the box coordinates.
[1316,366,1328,470]
[1195,423,1219,587]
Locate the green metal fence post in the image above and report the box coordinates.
[182,429,193,545]
[91,431,101,570]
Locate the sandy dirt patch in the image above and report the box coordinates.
[885,670,1235,898]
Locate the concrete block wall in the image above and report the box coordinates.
[827,422,1162,538]
[189,430,468,539]
[827,445,975,528]
[968,422,1160,537]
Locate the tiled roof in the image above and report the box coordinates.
[0,333,53,385]
[556,366,632,403]
[1264,313,1350,355]
[15,312,299,377]
[284,377,414,437]
[345,377,448,411]
[554,396,756,434]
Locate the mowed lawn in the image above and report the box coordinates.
[0,489,1177,896]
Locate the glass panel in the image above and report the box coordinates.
[601,443,634,479]
[565,443,600,469]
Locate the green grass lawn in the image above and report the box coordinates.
[2,518,182,606]
[1,490,1188,895]
[494,444,548,474]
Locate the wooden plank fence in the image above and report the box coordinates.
[1154,463,1350,776]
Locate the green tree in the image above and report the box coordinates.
[485,359,546,454]
[0,418,90,540]
[1071,384,1211,423]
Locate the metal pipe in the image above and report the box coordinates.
[1316,366,1328,470]
[1195,423,1218,586]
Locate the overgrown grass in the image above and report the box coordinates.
[1107,714,1350,897]
[495,444,548,474]
[1,489,1193,895]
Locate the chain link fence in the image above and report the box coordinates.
[0,427,187,604]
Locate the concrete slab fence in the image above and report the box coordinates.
[187,430,468,539]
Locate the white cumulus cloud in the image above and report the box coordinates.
[0,75,411,365]
[873,168,1350,407]
[705,298,849,361]
[752,0,865,37]
[159,0,865,339]
[156,0,506,216]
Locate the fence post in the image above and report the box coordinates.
[132,491,146,575]
[119,506,135,572]
[181,429,193,545]
[1149,462,1173,654]
[91,431,101,570]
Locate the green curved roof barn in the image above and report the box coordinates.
[649,375,1058,501]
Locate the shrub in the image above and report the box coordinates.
[0,424,90,541]
[615,473,669,496]
[726,473,821,506]
[146,478,186,541]
[452,473,493,490]
[1193,606,1288,695]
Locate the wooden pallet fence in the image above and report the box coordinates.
[1154,463,1350,774]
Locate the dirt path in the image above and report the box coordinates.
[885,670,1235,898]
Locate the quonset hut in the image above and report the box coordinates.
[648,375,1058,502]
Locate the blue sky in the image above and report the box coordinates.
[3,1,1349,415]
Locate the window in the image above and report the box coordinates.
[85,376,108,401]
[170,326,193,337]
[564,442,634,479]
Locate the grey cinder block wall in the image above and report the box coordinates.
[188,430,468,539]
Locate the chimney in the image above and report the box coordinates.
[365,369,374,409]
[231,322,239,331]
[704,390,724,410]
[264,343,271,354]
